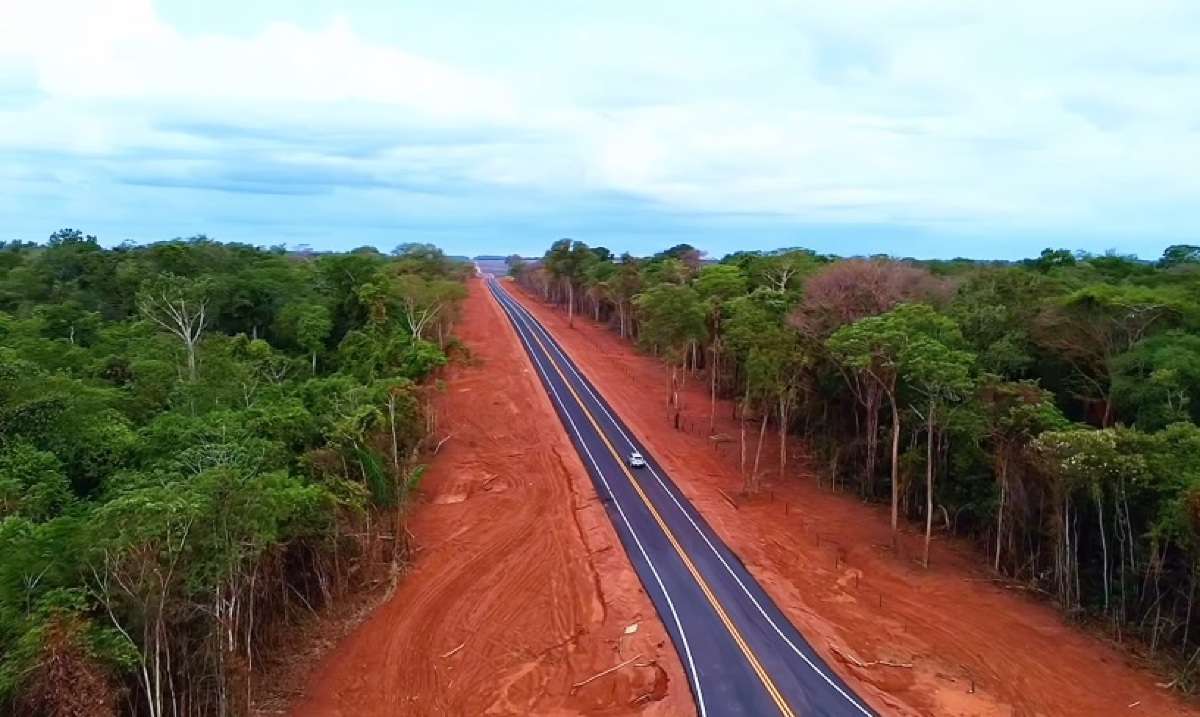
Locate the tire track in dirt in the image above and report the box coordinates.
[553,445,612,628]
[292,279,691,717]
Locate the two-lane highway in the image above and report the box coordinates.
[487,275,875,716]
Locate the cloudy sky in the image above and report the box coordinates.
[1,0,1198,259]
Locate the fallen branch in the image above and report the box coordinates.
[828,643,912,670]
[631,691,656,705]
[440,642,465,659]
[999,582,1052,597]
[571,654,642,693]
[717,488,740,510]
[962,577,1051,596]
[434,432,456,455]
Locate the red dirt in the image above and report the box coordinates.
[507,281,1200,717]
[292,279,691,717]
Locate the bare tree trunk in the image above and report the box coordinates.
[740,386,749,483]
[390,393,403,565]
[924,402,934,568]
[1068,499,1075,608]
[1096,491,1109,613]
[676,362,686,429]
[709,346,718,434]
[864,388,880,498]
[751,408,768,492]
[388,396,401,477]
[311,350,318,375]
[1185,562,1197,651]
[782,390,792,479]
[186,342,197,382]
[670,363,681,428]
[778,395,789,480]
[567,281,575,327]
[994,455,1007,572]
[888,390,901,549]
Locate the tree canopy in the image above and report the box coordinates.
[0,232,468,715]
[514,240,1200,686]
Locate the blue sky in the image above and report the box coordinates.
[2,1,1198,259]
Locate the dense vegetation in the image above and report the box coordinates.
[0,231,468,715]
[513,239,1200,686]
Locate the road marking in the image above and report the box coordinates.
[491,280,797,717]
[499,288,875,716]
[487,281,709,716]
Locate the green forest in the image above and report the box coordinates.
[513,240,1200,686]
[0,231,468,715]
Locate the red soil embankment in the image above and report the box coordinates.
[509,282,1198,717]
[292,278,691,716]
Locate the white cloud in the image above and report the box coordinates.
[541,1,1200,232]
[1,0,515,117]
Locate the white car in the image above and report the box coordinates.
[628,451,646,468]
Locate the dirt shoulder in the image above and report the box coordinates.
[289,278,691,716]
[508,282,1197,717]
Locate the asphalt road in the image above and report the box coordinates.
[486,276,876,717]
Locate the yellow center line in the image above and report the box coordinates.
[508,290,796,717]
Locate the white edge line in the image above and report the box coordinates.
[499,281,873,717]
[488,279,709,717]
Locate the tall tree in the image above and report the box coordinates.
[634,284,707,428]
[903,333,975,566]
[543,239,597,327]
[505,255,527,279]
[1159,245,1200,268]
[749,325,807,489]
[1035,284,1184,426]
[759,249,824,293]
[279,301,332,374]
[695,265,749,431]
[610,254,643,338]
[1112,331,1200,429]
[137,274,212,381]
[583,259,617,322]
[977,378,1067,571]
[828,304,965,547]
